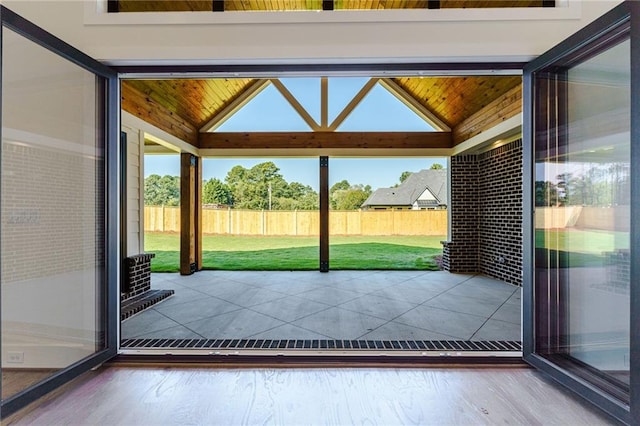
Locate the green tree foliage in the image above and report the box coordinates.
[330,181,372,210]
[535,181,560,207]
[535,165,630,208]
[202,178,233,205]
[330,180,350,194]
[224,161,318,210]
[399,171,412,183]
[430,163,444,170]
[144,174,180,206]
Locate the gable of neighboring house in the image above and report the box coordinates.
[362,169,447,210]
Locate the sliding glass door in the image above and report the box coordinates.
[524,2,638,423]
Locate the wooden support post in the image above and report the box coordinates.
[319,156,329,272]
[212,0,225,12]
[196,156,203,270]
[107,0,119,13]
[180,153,199,275]
[322,0,334,11]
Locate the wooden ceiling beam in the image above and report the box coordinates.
[379,78,451,131]
[199,79,271,132]
[321,77,329,128]
[270,79,321,131]
[329,78,378,131]
[122,83,198,146]
[198,131,452,150]
[452,83,522,145]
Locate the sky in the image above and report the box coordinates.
[144,77,446,191]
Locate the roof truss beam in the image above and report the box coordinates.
[270,78,321,131]
[328,78,378,131]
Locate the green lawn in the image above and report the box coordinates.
[535,228,629,268]
[145,233,445,272]
[535,228,629,254]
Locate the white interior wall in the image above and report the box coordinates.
[2,1,623,65]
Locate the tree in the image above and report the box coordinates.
[223,161,319,210]
[144,174,180,206]
[330,180,350,194]
[535,181,559,207]
[202,178,233,205]
[430,163,444,170]
[331,183,372,210]
[399,171,412,183]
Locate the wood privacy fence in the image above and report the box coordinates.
[144,206,447,236]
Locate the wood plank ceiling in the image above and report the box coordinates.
[122,75,522,150]
[116,0,528,151]
[116,0,546,12]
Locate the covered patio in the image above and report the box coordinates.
[120,73,525,351]
[121,270,520,347]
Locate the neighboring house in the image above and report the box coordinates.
[361,169,447,211]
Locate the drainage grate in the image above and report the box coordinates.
[120,338,521,352]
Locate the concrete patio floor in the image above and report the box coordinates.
[121,270,521,342]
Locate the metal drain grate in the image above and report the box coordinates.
[121,338,521,352]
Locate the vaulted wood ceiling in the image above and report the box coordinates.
[122,75,522,151]
[116,0,528,152]
[115,0,546,12]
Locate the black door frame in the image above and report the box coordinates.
[523,2,639,424]
[0,6,120,418]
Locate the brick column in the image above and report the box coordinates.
[444,154,479,273]
[122,253,155,301]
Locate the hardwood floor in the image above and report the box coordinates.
[2,369,57,400]
[7,365,617,425]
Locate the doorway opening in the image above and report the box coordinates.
[119,73,523,356]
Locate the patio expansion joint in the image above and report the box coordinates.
[354,275,511,340]
[468,287,519,340]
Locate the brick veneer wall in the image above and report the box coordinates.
[122,253,155,301]
[1,142,102,283]
[443,139,523,286]
[478,140,523,285]
[443,155,479,273]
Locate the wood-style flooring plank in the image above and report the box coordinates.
[8,366,617,425]
[1,369,57,400]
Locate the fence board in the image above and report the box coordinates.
[145,206,447,236]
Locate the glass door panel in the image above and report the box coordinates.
[1,6,117,417]
[525,3,636,422]
[534,37,630,391]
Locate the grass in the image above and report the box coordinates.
[535,228,629,268]
[535,228,629,254]
[145,233,445,272]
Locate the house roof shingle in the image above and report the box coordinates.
[362,169,447,208]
